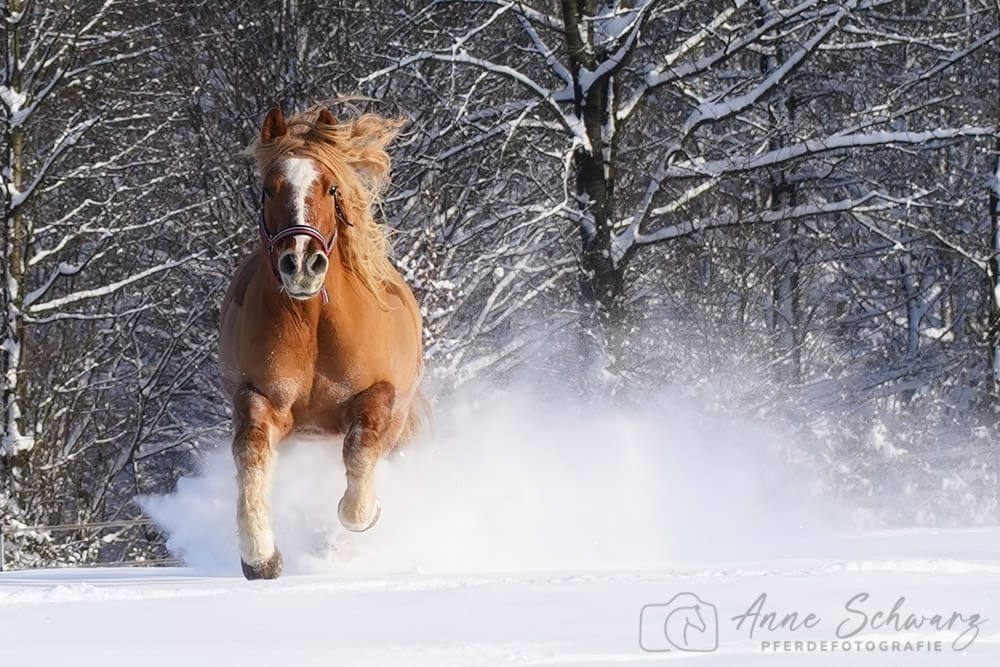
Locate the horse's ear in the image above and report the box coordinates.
[316,108,336,127]
[261,108,287,143]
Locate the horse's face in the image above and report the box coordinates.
[259,108,342,300]
[261,156,342,299]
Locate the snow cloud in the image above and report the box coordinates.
[141,384,841,577]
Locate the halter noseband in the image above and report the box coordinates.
[258,187,351,304]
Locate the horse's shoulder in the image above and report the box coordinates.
[226,253,263,309]
[389,273,422,325]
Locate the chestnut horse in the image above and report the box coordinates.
[219,106,423,580]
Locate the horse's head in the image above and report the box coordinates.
[686,604,707,633]
[257,107,344,300]
[251,104,403,303]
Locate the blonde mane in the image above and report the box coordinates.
[249,104,404,303]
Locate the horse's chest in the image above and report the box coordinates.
[279,372,357,434]
[309,373,356,407]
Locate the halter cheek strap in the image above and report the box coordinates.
[258,189,352,304]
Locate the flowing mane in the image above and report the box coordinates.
[249,104,404,300]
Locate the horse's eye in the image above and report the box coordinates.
[328,185,337,196]
[263,186,274,199]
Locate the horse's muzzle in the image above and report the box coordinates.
[278,247,328,299]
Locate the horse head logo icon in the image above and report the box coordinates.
[640,592,719,652]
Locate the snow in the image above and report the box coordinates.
[589,2,650,46]
[3,390,1000,664]
[0,326,33,456]
[361,51,588,151]
[0,85,28,128]
[679,2,853,137]
[667,128,995,180]
[26,255,193,313]
[2,529,999,666]
[576,2,650,93]
[141,388,793,575]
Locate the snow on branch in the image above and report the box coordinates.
[612,126,992,265]
[613,191,903,264]
[618,0,809,122]
[576,0,656,94]
[27,255,201,314]
[514,8,572,86]
[361,50,588,149]
[8,117,99,210]
[664,127,995,178]
[614,178,718,232]
[889,28,1000,100]
[678,1,854,137]
[24,304,155,325]
[432,0,563,31]
[642,0,748,82]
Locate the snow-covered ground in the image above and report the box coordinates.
[2,530,999,666]
[2,389,998,665]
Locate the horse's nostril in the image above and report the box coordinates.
[278,253,298,276]
[307,253,328,276]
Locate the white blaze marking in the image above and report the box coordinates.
[282,157,318,228]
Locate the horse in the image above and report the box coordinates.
[218,105,424,580]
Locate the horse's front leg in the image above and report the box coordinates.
[232,386,292,579]
[338,381,399,532]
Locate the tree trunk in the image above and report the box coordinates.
[562,0,626,376]
[575,110,623,326]
[760,2,802,384]
[1,0,31,461]
[987,135,1000,405]
[900,250,921,358]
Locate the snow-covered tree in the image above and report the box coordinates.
[0,0,217,563]
[363,0,996,393]
[0,1,997,564]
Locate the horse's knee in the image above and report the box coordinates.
[349,381,395,431]
[343,382,396,475]
[234,386,274,423]
[232,387,283,468]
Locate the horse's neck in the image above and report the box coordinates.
[253,253,325,327]
[254,254,380,331]
[321,261,355,323]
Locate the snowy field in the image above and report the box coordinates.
[2,530,999,666]
[2,390,998,665]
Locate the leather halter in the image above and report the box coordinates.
[258,187,351,304]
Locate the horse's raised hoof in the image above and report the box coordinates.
[338,496,381,533]
[241,548,283,580]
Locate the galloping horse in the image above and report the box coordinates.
[219,106,424,580]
